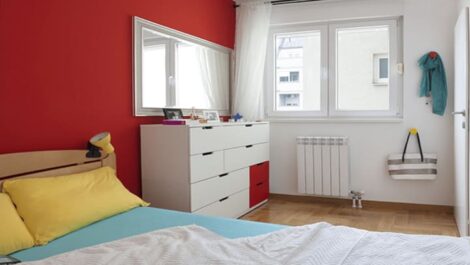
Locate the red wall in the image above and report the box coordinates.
[0,0,235,195]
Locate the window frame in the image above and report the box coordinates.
[329,19,401,118]
[266,24,329,118]
[266,17,403,120]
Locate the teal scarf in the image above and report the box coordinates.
[418,54,447,116]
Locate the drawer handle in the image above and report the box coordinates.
[202,152,213,156]
[256,182,263,186]
[256,162,264,166]
[246,145,253,148]
[219,196,229,202]
[219,173,228,178]
[245,124,253,127]
[202,126,213,130]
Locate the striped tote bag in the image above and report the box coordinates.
[387,129,437,180]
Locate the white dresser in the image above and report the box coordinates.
[140,122,270,218]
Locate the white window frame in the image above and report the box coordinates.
[266,24,329,118]
[266,17,403,120]
[329,19,401,118]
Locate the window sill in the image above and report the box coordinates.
[267,116,404,123]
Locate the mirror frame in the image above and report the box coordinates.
[133,16,232,116]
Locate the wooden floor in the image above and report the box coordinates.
[242,194,459,236]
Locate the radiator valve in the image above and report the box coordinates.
[350,191,364,208]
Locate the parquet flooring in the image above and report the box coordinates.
[242,194,459,236]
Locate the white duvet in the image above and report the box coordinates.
[24,222,470,265]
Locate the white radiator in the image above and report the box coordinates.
[297,136,350,197]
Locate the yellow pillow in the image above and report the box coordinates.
[0,193,35,255]
[3,167,149,245]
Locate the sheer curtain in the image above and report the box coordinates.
[197,47,230,110]
[232,1,272,121]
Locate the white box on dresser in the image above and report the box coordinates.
[140,122,270,219]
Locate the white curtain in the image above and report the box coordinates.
[197,47,230,110]
[232,1,272,121]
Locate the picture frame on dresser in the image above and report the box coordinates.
[163,108,184,120]
[203,110,220,123]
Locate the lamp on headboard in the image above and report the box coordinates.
[86,132,115,158]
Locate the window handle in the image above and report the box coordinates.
[397,63,404,75]
[452,110,466,116]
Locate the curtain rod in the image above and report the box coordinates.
[233,0,323,8]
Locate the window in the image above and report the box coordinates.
[279,71,300,83]
[289,71,300,82]
[373,53,389,85]
[267,18,402,118]
[278,92,301,110]
[273,30,324,114]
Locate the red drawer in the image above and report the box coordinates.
[250,161,269,186]
[249,161,269,207]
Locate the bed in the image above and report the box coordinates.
[2,150,470,264]
[12,207,284,261]
[0,150,282,261]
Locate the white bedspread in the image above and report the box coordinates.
[24,222,470,265]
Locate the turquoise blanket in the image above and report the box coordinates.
[12,207,285,261]
[418,53,447,116]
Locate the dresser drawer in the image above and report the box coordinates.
[225,123,269,148]
[250,178,269,208]
[191,168,249,211]
[193,189,249,218]
[190,151,224,183]
[190,126,226,154]
[225,143,269,172]
[250,161,269,185]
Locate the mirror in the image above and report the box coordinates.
[133,17,231,116]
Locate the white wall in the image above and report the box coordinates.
[459,0,470,11]
[268,0,458,205]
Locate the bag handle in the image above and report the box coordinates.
[402,128,424,162]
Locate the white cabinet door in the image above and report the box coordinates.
[224,123,269,148]
[190,168,249,211]
[190,151,224,183]
[225,143,269,172]
[190,126,226,154]
[194,189,249,218]
[454,7,470,237]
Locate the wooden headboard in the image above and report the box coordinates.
[0,150,116,187]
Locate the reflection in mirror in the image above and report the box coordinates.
[134,17,230,116]
[142,28,167,108]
